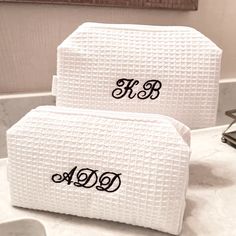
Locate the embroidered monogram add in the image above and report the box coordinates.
[112,78,162,100]
[51,166,122,193]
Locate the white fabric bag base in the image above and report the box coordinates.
[7,106,191,235]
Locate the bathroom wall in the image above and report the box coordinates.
[0,0,236,93]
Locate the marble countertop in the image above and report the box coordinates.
[0,125,236,236]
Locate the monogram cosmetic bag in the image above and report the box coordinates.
[7,106,190,235]
[52,22,222,128]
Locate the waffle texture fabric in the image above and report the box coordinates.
[7,106,190,235]
[53,22,222,129]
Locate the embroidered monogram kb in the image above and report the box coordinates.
[112,78,162,100]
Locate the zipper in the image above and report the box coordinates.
[79,22,194,33]
[34,106,190,145]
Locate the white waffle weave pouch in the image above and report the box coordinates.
[53,22,222,128]
[7,106,190,235]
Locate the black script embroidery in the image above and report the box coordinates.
[96,172,121,193]
[51,166,77,185]
[74,168,98,188]
[51,166,122,193]
[112,78,139,99]
[137,80,162,100]
[112,78,162,100]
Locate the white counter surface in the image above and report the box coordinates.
[0,125,236,236]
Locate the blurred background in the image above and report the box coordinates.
[1,0,236,94]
